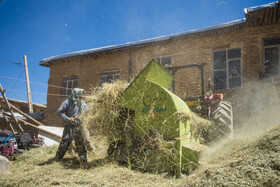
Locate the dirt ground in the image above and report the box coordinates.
[1,81,280,186]
[0,122,279,187]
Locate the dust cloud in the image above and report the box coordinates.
[200,78,280,163]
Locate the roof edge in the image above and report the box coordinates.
[244,1,278,14]
[40,18,246,67]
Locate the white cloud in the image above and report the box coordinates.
[216,1,227,8]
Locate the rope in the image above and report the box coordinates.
[0,75,69,90]
[4,89,62,97]
[0,58,23,66]
[5,70,25,95]
[0,75,92,97]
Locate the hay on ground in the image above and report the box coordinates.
[81,81,221,174]
[0,124,279,186]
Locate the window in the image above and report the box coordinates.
[264,38,280,76]
[61,75,78,97]
[213,48,241,90]
[155,56,172,68]
[99,70,120,86]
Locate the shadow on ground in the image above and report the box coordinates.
[38,156,110,170]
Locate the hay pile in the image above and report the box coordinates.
[82,81,129,139]
[0,124,279,186]
[185,99,280,186]
[81,81,225,174]
[80,81,130,158]
[184,112,218,144]
[82,81,178,172]
[186,124,280,186]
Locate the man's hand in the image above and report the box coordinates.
[69,117,75,123]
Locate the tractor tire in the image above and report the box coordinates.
[210,101,233,140]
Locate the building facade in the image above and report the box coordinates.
[40,2,280,127]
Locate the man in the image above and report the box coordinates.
[54,88,88,162]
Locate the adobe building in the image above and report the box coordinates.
[40,2,280,127]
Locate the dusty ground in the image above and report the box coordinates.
[0,123,279,187]
[2,82,280,186]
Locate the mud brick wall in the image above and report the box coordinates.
[44,16,280,127]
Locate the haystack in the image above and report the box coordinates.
[81,81,217,174]
[82,81,129,139]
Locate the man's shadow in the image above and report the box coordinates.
[38,156,109,170]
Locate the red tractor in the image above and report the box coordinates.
[168,63,233,142]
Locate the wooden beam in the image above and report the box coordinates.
[0,106,15,133]
[0,83,24,132]
[0,99,45,127]
[0,111,61,141]
[18,118,61,141]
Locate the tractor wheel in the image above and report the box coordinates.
[210,101,233,140]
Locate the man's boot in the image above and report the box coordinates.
[54,154,61,162]
[79,155,87,163]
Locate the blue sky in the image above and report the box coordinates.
[0,0,276,105]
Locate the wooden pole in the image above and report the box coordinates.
[0,83,24,132]
[0,99,45,126]
[17,118,61,141]
[24,55,33,113]
[0,106,15,133]
[0,111,61,141]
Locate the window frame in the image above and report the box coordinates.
[213,48,242,90]
[154,56,172,68]
[99,70,120,87]
[61,75,78,97]
[263,37,280,76]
